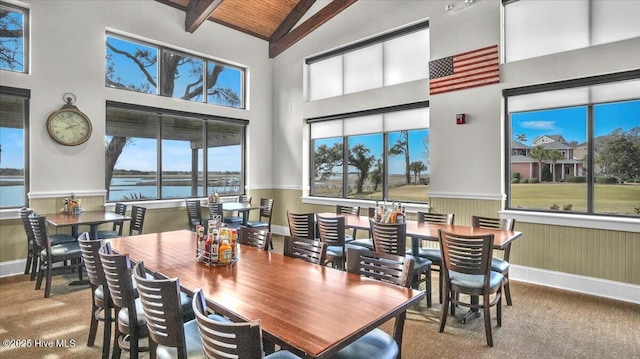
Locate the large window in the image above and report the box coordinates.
[0,2,28,73]
[505,72,640,217]
[504,0,640,62]
[310,105,429,203]
[106,103,246,202]
[106,34,245,109]
[0,87,28,208]
[307,22,429,101]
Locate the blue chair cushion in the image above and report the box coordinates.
[327,245,344,257]
[40,242,81,261]
[331,328,398,359]
[246,221,268,228]
[266,350,303,359]
[96,230,121,239]
[405,254,432,272]
[449,270,504,289]
[491,257,510,273]
[346,239,374,251]
[119,291,195,326]
[50,233,76,245]
[156,315,232,359]
[411,248,442,264]
[223,216,243,224]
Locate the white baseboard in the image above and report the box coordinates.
[3,245,638,305]
[0,259,26,278]
[510,264,640,305]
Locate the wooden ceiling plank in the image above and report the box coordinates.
[269,0,358,58]
[269,0,316,42]
[185,0,225,33]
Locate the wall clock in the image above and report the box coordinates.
[46,93,92,146]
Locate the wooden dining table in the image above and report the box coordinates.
[46,210,132,240]
[316,212,523,255]
[221,202,267,225]
[108,230,424,359]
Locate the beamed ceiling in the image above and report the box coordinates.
[155,0,357,58]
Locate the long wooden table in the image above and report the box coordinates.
[316,212,523,255]
[108,230,424,359]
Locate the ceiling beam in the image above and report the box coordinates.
[185,0,224,33]
[269,0,357,58]
[269,0,316,43]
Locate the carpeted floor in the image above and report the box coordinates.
[1,236,638,359]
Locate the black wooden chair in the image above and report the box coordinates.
[97,202,128,239]
[336,205,360,242]
[369,219,432,307]
[410,211,455,303]
[438,229,503,347]
[239,226,271,251]
[78,232,113,359]
[472,215,516,306]
[316,214,346,270]
[283,236,327,265]
[192,288,300,359]
[133,261,226,359]
[185,199,202,231]
[29,214,83,298]
[128,205,146,235]
[286,211,315,240]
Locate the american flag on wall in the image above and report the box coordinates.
[429,45,500,95]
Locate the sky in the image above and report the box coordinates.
[511,99,639,145]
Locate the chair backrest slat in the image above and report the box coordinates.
[346,247,413,287]
[133,262,187,354]
[78,232,106,286]
[369,219,406,256]
[336,205,360,216]
[287,211,315,240]
[417,212,454,225]
[240,227,270,250]
[185,200,202,231]
[192,289,264,358]
[316,215,346,247]
[208,202,224,222]
[283,236,327,265]
[129,205,146,235]
[471,215,515,231]
[112,202,128,234]
[99,242,137,310]
[438,230,494,277]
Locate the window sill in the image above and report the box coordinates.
[301,196,430,213]
[500,210,640,232]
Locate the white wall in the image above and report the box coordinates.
[1,0,274,197]
[271,0,640,201]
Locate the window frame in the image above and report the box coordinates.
[0,86,30,209]
[106,32,246,109]
[308,101,429,204]
[0,2,29,73]
[105,101,247,203]
[503,69,640,219]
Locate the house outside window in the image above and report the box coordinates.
[505,72,640,217]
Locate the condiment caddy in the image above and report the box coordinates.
[195,216,238,266]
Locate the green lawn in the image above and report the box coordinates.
[511,183,640,215]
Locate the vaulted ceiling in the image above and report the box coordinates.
[155,0,357,58]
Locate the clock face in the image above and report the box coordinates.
[47,109,92,146]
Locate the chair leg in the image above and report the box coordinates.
[425,268,432,308]
[439,287,450,333]
[504,274,512,305]
[35,266,44,290]
[88,296,99,346]
[44,264,52,298]
[112,322,122,359]
[102,306,112,359]
[30,256,39,281]
[483,295,493,347]
[497,291,502,327]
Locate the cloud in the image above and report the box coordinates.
[521,121,556,130]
